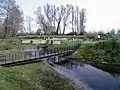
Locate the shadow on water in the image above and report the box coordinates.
[43,56,120,90]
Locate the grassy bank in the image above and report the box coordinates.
[0,37,36,53]
[0,62,82,90]
[69,39,120,64]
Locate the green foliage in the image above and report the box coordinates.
[0,62,79,90]
[71,39,120,64]
[0,38,21,51]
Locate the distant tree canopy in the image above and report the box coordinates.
[117,29,120,35]
[110,28,115,35]
[35,3,87,35]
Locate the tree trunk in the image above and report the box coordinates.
[62,24,66,35]
[4,26,8,38]
[56,20,61,35]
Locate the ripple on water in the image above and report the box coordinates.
[54,61,120,90]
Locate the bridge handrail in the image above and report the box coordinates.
[0,43,81,66]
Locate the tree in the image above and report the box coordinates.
[8,6,24,37]
[0,20,4,38]
[56,5,66,35]
[43,3,56,34]
[62,4,72,35]
[71,5,74,33]
[0,0,23,38]
[36,28,42,35]
[110,28,115,35]
[26,16,33,33]
[80,8,86,35]
[0,0,17,38]
[117,29,120,35]
[35,3,87,35]
[76,6,79,34]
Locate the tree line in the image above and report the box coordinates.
[0,1,87,38]
[35,3,86,35]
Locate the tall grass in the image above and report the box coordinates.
[71,39,120,64]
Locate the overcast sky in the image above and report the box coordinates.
[16,0,120,32]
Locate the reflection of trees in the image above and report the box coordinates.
[79,63,85,67]
[111,73,120,78]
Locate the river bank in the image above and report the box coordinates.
[67,39,120,73]
[53,60,120,90]
[0,62,82,90]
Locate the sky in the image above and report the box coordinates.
[16,0,120,33]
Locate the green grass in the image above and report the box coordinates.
[47,41,80,52]
[0,62,81,90]
[0,37,37,53]
[69,39,120,64]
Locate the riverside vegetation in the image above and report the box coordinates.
[70,39,120,64]
[0,62,80,90]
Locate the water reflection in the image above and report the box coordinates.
[44,56,120,90]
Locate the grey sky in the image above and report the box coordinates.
[16,0,120,32]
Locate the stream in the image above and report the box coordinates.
[43,56,120,90]
[23,48,120,90]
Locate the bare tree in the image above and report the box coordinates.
[26,16,33,34]
[71,5,74,33]
[76,6,79,34]
[0,0,24,37]
[62,4,72,35]
[0,0,16,38]
[8,6,24,36]
[80,8,86,35]
[35,3,87,35]
[56,5,66,35]
[43,3,56,33]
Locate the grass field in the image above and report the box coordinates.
[0,62,83,90]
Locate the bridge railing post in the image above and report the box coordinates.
[39,50,41,57]
[35,51,36,58]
